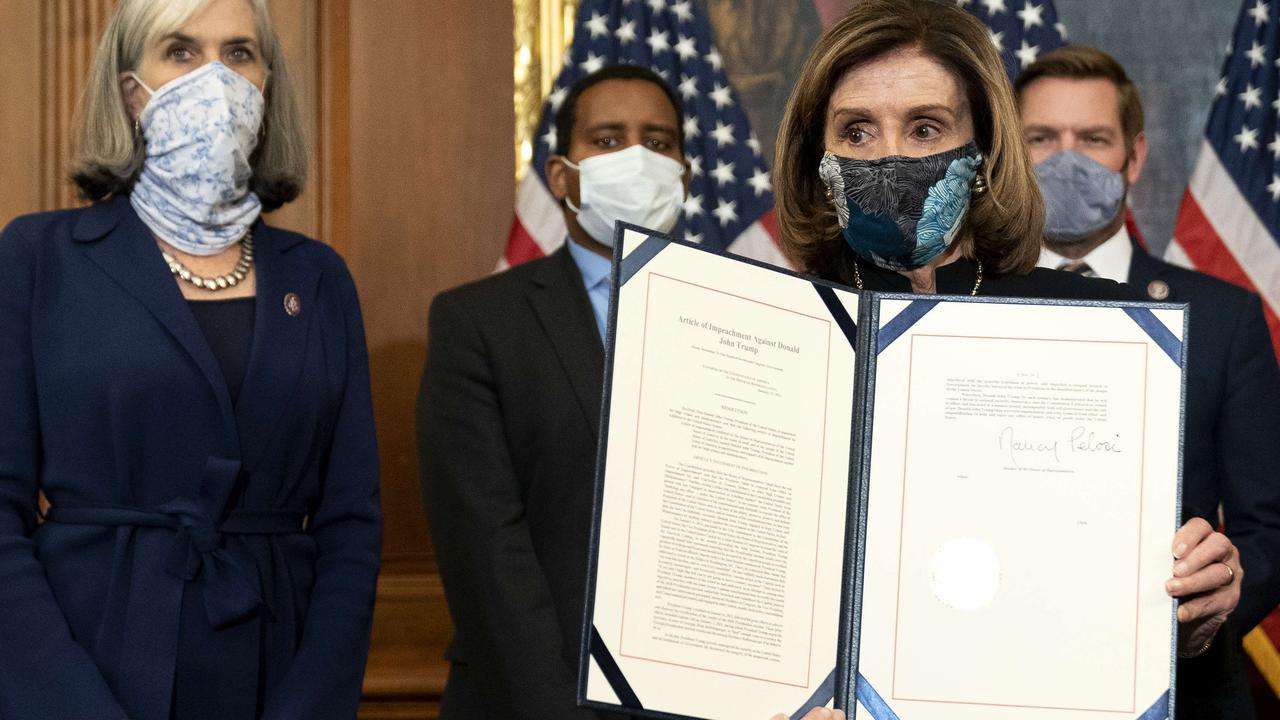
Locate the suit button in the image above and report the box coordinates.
[283,292,302,317]
[1146,280,1170,301]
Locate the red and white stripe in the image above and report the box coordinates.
[1166,140,1280,357]
[500,175,569,271]
[501,174,793,271]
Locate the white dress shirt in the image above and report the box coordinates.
[1037,225,1134,283]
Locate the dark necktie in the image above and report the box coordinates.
[1058,260,1097,278]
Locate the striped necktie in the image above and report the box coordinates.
[1058,260,1097,278]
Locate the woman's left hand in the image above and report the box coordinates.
[1167,517,1241,656]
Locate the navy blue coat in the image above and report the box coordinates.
[1127,247,1280,720]
[0,198,382,720]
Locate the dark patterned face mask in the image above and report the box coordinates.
[819,142,982,271]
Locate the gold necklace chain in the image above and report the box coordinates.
[161,233,254,292]
[853,256,983,296]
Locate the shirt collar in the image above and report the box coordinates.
[566,236,612,289]
[1037,225,1133,283]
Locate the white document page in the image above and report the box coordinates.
[586,233,856,718]
[855,299,1181,720]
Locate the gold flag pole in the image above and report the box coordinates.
[513,0,579,184]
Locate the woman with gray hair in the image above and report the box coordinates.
[0,1,381,719]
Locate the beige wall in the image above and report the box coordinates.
[0,1,512,716]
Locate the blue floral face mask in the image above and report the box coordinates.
[128,62,266,256]
[819,142,982,271]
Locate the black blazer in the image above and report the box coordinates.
[1127,247,1280,720]
[418,246,618,719]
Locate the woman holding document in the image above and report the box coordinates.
[767,0,1238,715]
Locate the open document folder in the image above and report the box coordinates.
[580,224,1184,720]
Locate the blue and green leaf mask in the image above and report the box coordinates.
[819,142,982,271]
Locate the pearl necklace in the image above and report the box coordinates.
[853,256,983,296]
[161,234,254,292]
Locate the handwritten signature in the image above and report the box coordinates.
[998,426,1122,468]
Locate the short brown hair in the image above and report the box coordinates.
[1014,45,1145,157]
[774,0,1044,280]
[72,0,306,211]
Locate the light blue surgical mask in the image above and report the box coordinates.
[129,62,266,256]
[1035,150,1126,245]
[819,142,982,271]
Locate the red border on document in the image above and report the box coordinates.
[616,271,835,689]
[886,333,1150,714]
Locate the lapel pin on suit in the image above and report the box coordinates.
[283,292,301,317]
[1146,280,1170,301]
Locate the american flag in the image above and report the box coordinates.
[1166,0,1280,359]
[956,0,1067,81]
[1165,0,1280,701]
[501,0,787,270]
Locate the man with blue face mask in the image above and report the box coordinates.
[417,66,686,719]
[1018,45,1280,720]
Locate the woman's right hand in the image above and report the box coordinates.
[770,709,845,720]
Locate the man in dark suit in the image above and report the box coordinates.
[1018,45,1280,718]
[417,66,687,719]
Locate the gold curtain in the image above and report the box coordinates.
[513,0,577,183]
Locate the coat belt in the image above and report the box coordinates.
[46,502,305,628]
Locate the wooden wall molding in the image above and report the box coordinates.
[0,3,41,225]
[360,572,449,718]
[260,0,319,238]
[315,0,351,258]
[40,0,116,211]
